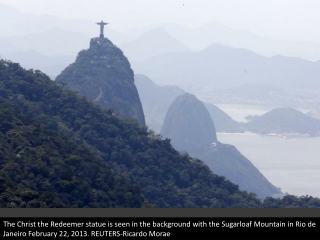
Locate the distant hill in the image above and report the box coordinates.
[0,38,21,55]
[3,50,73,67]
[119,28,189,62]
[160,93,281,198]
[131,44,320,97]
[135,74,185,132]
[135,75,320,136]
[55,37,145,125]
[160,22,320,61]
[203,102,240,132]
[135,74,240,133]
[243,108,320,136]
[2,50,73,77]
[0,4,132,44]
[6,28,90,57]
[0,4,132,76]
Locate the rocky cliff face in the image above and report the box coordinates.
[55,37,145,125]
[161,93,281,199]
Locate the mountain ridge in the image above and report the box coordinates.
[55,37,146,126]
[119,27,189,62]
[243,107,320,136]
[131,44,320,98]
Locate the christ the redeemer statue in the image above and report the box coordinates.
[96,20,108,38]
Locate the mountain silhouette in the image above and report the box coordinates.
[55,37,145,125]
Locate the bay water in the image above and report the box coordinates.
[215,104,320,198]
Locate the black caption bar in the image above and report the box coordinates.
[1,217,319,240]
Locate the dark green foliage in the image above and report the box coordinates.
[262,195,320,208]
[0,60,143,208]
[1,59,320,208]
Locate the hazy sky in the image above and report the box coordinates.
[1,0,320,43]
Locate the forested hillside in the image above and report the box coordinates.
[1,59,320,207]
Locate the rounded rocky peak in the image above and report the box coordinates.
[171,93,210,114]
[161,92,217,153]
[175,92,197,101]
[259,107,310,120]
[269,107,300,114]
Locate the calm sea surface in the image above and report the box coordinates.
[215,104,320,198]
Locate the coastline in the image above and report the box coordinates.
[217,132,320,139]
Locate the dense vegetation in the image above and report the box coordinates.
[1,59,320,207]
[263,195,320,208]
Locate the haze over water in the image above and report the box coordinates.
[217,105,320,198]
